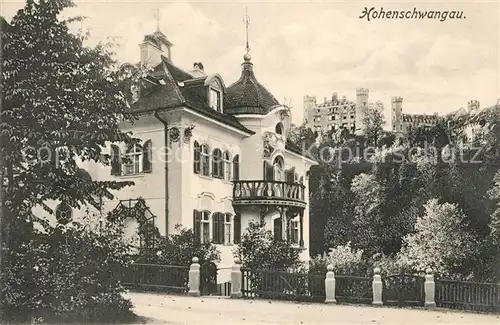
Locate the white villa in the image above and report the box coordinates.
[41,27,317,280]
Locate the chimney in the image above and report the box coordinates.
[191,62,206,77]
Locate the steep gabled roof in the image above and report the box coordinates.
[128,56,254,134]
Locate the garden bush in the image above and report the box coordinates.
[233,220,302,271]
[1,219,135,324]
[145,225,220,266]
[309,242,370,276]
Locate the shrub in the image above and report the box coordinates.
[136,224,220,266]
[1,219,135,324]
[233,220,303,271]
[398,199,478,277]
[309,242,370,276]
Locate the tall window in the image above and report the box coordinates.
[224,214,232,244]
[55,202,72,225]
[124,144,142,175]
[223,151,231,180]
[200,144,210,176]
[201,211,210,243]
[210,88,222,112]
[232,155,240,181]
[212,212,225,244]
[212,148,223,178]
[273,156,285,181]
[290,219,299,245]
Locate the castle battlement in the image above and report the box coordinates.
[391,96,403,103]
[356,88,369,96]
[303,95,317,103]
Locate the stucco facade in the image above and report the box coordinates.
[35,27,317,282]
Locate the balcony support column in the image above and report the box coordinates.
[281,207,287,241]
[299,210,304,247]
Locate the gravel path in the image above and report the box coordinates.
[126,292,500,325]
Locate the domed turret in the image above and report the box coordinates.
[224,54,280,115]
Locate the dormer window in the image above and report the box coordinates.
[210,88,222,113]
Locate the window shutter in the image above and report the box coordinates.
[143,140,152,173]
[193,210,201,242]
[233,155,239,181]
[219,213,225,244]
[193,142,201,174]
[213,213,223,244]
[111,145,121,176]
[233,214,241,244]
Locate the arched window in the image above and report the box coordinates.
[200,144,210,176]
[110,144,121,176]
[275,122,284,135]
[223,151,231,180]
[273,156,285,181]
[212,148,223,178]
[56,202,73,225]
[193,141,201,174]
[232,155,240,181]
[124,144,142,175]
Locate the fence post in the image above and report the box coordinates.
[188,257,200,297]
[424,268,436,307]
[324,264,336,304]
[372,267,383,306]
[230,258,242,299]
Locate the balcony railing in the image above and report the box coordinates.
[233,180,306,207]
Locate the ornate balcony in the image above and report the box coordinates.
[232,180,306,208]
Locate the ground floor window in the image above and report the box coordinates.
[194,210,239,245]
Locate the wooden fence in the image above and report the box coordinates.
[241,268,325,302]
[119,261,500,313]
[121,263,189,293]
[435,279,500,312]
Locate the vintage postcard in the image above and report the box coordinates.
[1,0,499,324]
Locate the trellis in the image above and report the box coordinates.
[107,198,160,256]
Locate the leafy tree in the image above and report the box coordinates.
[1,0,140,321]
[1,0,136,243]
[362,102,385,146]
[399,199,478,277]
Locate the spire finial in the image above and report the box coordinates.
[243,6,251,60]
[153,8,160,32]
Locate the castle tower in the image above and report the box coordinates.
[303,95,317,126]
[391,96,403,133]
[467,100,480,113]
[355,88,369,135]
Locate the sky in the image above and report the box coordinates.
[2,0,499,124]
